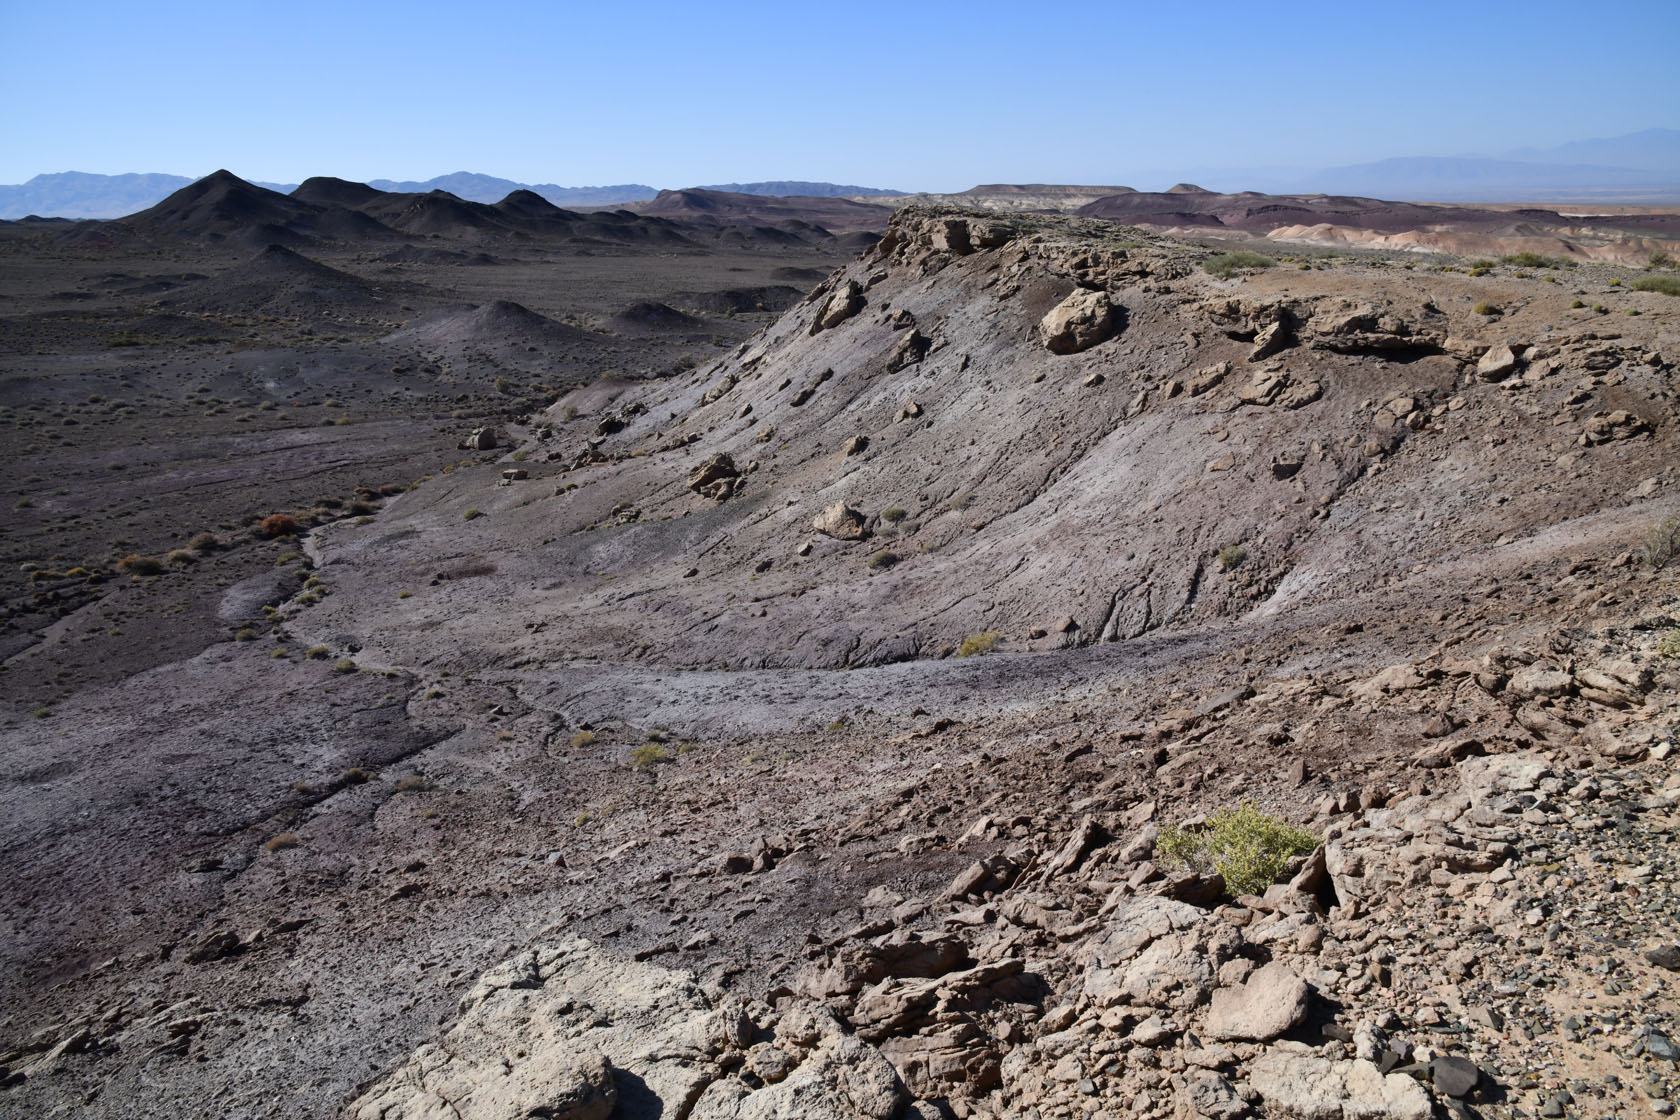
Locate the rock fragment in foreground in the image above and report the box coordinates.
[1039,288,1116,354]
[349,939,905,1120]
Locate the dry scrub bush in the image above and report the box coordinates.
[118,554,165,576]
[1202,251,1275,278]
[260,514,300,538]
[1644,514,1680,570]
[264,833,299,852]
[1156,802,1320,897]
[571,730,596,748]
[955,631,1001,658]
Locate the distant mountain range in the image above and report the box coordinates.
[0,172,907,220]
[3,129,1673,220]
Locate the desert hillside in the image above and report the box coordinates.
[2,197,1678,1120]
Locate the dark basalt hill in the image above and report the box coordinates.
[633,187,895,234]
[383,299,595,349]
[289,175,390,210]
[157,244,396,315]
[114,170,399,246]
[604,300,709,336]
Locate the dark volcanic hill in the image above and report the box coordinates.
[117,170,397,247]
[158,244,397,315]
[383,299,596,350]
[632,188,894,234]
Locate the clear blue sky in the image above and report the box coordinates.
[3,0,1676,191]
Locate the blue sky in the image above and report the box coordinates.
[2,0,1676,191]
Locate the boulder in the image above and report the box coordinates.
[887,329,930,372]
[1248,319,1292,362]
[687,453,741,501]
[1476,342,1521,381]
[813,503,869,541]
[1204,962,1310,1041]
[812,280,864,333]
[1040,289,1117,354]
[1248,1052,1431,1120]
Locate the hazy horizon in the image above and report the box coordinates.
[4,0,1677,193]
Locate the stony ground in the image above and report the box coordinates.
[2,205,1678,1119]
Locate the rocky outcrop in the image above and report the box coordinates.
[687,452,742,501]
[349,940,906,1120]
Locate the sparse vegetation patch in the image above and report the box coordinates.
[1202,251,1275,278]
[1156,802,1320,897]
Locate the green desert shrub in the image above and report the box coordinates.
[333,658,357,674]
[571,730,596,748]
[880,506,908,523]
[1156,802,1320,897]
[1498,252,1566,269]
[1632,275,1680,297]
[1217,545,1248,571]
[867,549,899,570]
[1472,301,1499,317]
[462,508,484,521]
[1202,251,1275,278]
[955,630,1000,658]
[1658,630,1680,660]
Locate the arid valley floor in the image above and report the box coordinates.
[2,176,1679,1120]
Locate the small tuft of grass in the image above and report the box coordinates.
[189,531,222,552]
[1202,251,1275,278]
[304,645,331,660]
[880,506,908,523]
[264,833,299,852]
[462,508,484,521]
[629,743,672,771]
[341,767,369,785]
[1217,544,1248,571]
[333,658,357,674]
[571,730,596,748]
[1156,801,1320,898]
[395,775,432,792]
[1570,299,1585,309]
[867,549,899,570]
[955,630,1001,658]
[1472,301,1499,317]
